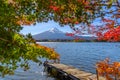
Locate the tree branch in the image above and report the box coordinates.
[116,0,120,8]
[0,37,9,42]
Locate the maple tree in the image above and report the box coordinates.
[0,0,119,76]
[92,18,120,42]
[96,58,120,80]
[99,26,120,42]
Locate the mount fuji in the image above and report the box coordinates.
[32,28,74,40]
[32,28,97,41]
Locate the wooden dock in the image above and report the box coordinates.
[44,62,105,80]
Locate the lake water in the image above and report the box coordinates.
[1,42,120,80]
[39,42,120,73]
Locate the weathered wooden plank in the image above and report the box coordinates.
[44,63,105,80]
[63,68,86,75]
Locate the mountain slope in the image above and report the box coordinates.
[32,28,97,41]
[32,28,74,40]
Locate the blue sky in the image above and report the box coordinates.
[20,20,103,35]
[20,20,73,35]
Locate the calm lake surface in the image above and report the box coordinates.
[1,42,120,80]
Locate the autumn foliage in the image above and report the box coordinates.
[96,58,120,80]
[65,33,74,37]
[96,19,120,42]
[102,26,120,42]
[34,44,60,60]
[90,18,120,42]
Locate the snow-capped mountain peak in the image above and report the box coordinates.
[49,28,63,33]
[32,27,97,41]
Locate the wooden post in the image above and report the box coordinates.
[96,69,99,80]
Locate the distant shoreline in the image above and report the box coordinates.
[36,40,120,42]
